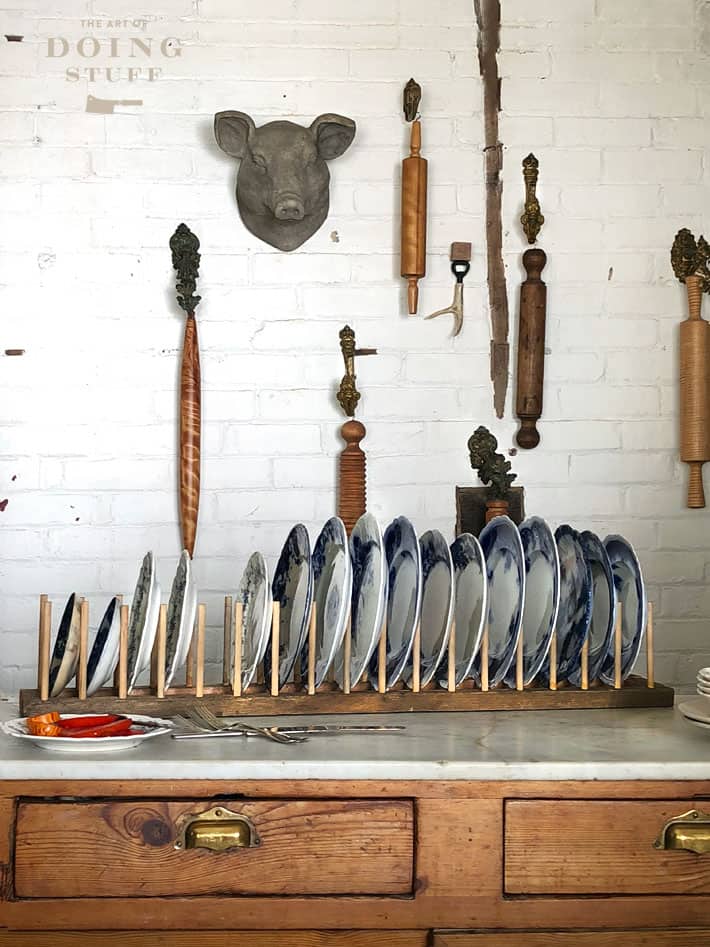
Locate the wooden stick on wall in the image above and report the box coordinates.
[646,601,655,689]
[270,601,280,697]
[195,604,206,698]
[39,597,51,702]
[223,595,232,687]
[77,598,89,700]
[118,604,129,699]
[155,604,167,699]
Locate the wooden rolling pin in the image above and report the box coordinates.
[680,274,710,508]
[401,118,427,314]
[515,248,547,449]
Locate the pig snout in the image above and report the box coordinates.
[273,192,305,221]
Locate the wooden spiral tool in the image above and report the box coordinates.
[400,78,427,314]
[170,223,203,557]
[671,229,710,508]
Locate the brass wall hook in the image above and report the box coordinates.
[520,153,544,245]
[336,325,377,417]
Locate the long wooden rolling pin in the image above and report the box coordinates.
[680,273,710,508]
[401,118,427,314]
[515,248,547,449]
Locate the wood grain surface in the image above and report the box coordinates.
[338,419,367,535]
[505,799,710,895]
[434,933,710,947]
[515,248,547,450]
[15,798,413,899]
[0,932,427,947]
[400,119,427,314]
[680,274,710,507]
[179,313,201,556]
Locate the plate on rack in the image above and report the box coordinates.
[336,512,386,688]
[164,550,197,690]
[568,531,615,687]
[267,524,313,687]
[440,533,487,687]
[414,529,454,688]
[1,714,173,753]
[472,516,525,688]
[542,525,593,684]
[86,596,121,697]
[370,516,422,690]
[302,517,352,688]
[599,534,646,685]
[48,593,82,698]
[234,551,272,692]
[505,516,560,688]
[127,552,161,693]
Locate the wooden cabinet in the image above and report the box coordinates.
[2,778,710,940]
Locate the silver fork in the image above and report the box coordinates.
[186,705,306,745]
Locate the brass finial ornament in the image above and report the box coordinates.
[468,425,517,522]
[403,77,421,122]
[336,324,377,417]
[520,153,544,245]
[170,223,202,313]
[671,228,710,291]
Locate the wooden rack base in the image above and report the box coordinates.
[19,595,671,717]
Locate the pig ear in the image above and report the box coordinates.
[311,114,356,160]
[214,111,255,159]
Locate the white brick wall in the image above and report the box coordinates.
[0,0,708,694]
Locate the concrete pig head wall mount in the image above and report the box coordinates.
[214,111,356,252]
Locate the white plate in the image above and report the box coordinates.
[86,597,121,696]
[48,593,82,698]
[233,551,272,692]
[599,534,646,685]
[679,697,710,727]
[165,550,197,689]
[127,552,162,693]
[441,533,488,687]
[336,513,387,688]
[568,531,615,687]
[415,529,454,688]
[1,714,173,752]
[268,524,313,687]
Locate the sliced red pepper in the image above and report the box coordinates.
[58,714,123,730]
[58,718,133,739]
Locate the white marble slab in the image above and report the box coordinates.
[1,701,708,781]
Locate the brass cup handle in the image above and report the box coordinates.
[653,809,710,854]
[174,806,261,853]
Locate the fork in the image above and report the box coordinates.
[185,706,306,745]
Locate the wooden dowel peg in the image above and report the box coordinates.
[156,604,167,698]
[515,627,523,692]
[377,617,387,694]
[77,598,89,700]
[646,602,655,688]
[481,622,489,692]
[447,621,456,693]
[307,602,317,696]
[549,627,557,691]
[118,604,129,699]
[614,603,623,690]
[581,635,589,691]
[343,614,352,695]
[195,604,206,698]
[412,621,421,694]
[185,632,195,688]
[39,598,51,702]
[37,594,48,690]
[223,595,232,687]
[270,601,280,697]
[233,601,243,697]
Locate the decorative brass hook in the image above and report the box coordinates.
[403,77,421,122]
[520,153,544,245]
[336,325,377,418]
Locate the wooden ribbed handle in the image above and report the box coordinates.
[680,276,709,508]
[515,248,547,449]
[180,314,201,556]
[401,120,427,315]
[338,419,366,536]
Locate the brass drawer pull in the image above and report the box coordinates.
[654,809,710,854]
[174,806,261,853]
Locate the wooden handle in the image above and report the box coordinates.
[401,120,427,315]
[338,419,366,536]
[515,247,547,449]
[180,314,201,558]
[680,275,710,508]
[688,461,706,508]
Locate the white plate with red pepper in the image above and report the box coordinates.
[2,713,173,752]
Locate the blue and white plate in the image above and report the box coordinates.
[165,550,197,690]
[234,551,272,692]
[441,534,488,687]
[86,596,121,697]
[336,513,386,688]
[370,516,422,690]
[301,517,352,688]
[268,524,313,687]
[472,516,525,688]
[48,593,82,698]
[599,534,646,685]
[506,516,560,687]
[544,525,593,683]
[413,529,454,688]
[127,551,161,693]
[568,531,616,686]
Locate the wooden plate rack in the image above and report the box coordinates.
[19,595,672,717]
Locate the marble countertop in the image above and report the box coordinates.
[1,702,709,781]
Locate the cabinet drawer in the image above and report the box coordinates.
[434,933,710,947]
[14,798,414,898]
[505,799,710,895]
